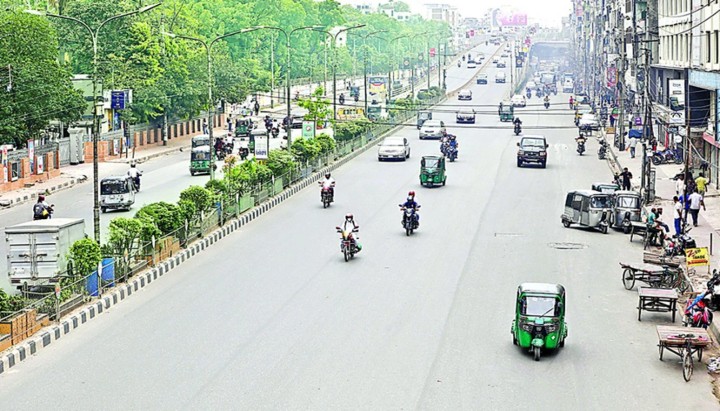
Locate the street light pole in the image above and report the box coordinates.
[361,30,387,117]
[27,4,161,244]
[388,35,409,102]
[165,27,259,181]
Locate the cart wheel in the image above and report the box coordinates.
[698,348,703,362]
[683,350,694,382]
[658,344,664,361]
[622,268,636,290]
[677,278,690,294]
[533,346,541,361]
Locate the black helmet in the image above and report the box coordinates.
[345,213,353,221]
[325,172,331,178]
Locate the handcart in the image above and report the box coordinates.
[656,325,711,382]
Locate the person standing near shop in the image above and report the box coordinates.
[688,189,706,227]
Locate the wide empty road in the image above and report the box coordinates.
[1,46,716,410]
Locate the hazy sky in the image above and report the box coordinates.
[344,0,573,28]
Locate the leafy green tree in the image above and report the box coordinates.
[69,237,102,278]
[315,133,336,154]
[297,87,332,124]
[266,149,297,177]
[0,12,84,146]
[179,186,214,216]
[135,202,183,236]
[291,137,322,163]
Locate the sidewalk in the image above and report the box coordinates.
[606,135,720,336]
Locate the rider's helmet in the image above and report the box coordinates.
[325,172,331,179]
[130,161,136,168]
[408,190,415,198]
[38,195,45,202]
[449,135,456,141]
[345,213,353,221]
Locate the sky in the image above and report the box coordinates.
[343,0,573,28]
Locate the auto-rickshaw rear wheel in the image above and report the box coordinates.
[562,219,571,228]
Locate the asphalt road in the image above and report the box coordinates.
[3,42,715,410]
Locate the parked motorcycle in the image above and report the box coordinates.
[399,205,420,236]
[665,227,696,257]
[598,139,608,160]
[683,269,720,328]
[651,148,683,165]
[514,124,522,136]
[336,226,360,262]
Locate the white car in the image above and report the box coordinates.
[458,89,473,100]
[467,62,477,69]
[419,119,446,139]
[526,81,537,90]
[579,113,600,131]
[378,137,410,161]
[511,94,527,107]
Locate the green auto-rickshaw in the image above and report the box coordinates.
[511,283,568,361]
[235,118,251,138]
[190,146,213,176]
[192,134,210,148]
[419,155,446,187]
[499,103,514,122]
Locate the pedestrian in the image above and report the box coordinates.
[254,100,260,116]
[202,119,208,135]
[227,115,232,132]
[628,136,637,158]
[619,167,633,191]
[688,189,706,227]
[672,196,683,236]
[675,174,685,196]
[695,173,709,197]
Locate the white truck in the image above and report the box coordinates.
[5,218,86,290]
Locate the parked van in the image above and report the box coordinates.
[495,71,506,83]
[563,79,574,93]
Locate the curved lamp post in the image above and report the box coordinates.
[388,34,409,100]
[26,3,161,244]
[360,30,388,116]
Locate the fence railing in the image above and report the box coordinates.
[0,94,442,327]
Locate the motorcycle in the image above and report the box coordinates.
[665,227,696,257]
[319,182,334,208]
[576,139,586,155]
[651,148,683,165]
[354,94,359,102]
[446,145,458,162]
[399,205,420,236]
[526,90,532,98]
[215,146,226,161]
[683,269,720,328]
[597,139,608,160]
[544,101,550,109]
[514,124,522,136]
[271,127,280,138]
[339,95,345,105]
[335,226,360,262]
[458,61,461,67]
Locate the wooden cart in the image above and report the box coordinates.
[656,325,711,381]
[638,287,678,322]
[643,251,682,268]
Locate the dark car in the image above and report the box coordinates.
[497,61,507,68]
[517,135,549,168]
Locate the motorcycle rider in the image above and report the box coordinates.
[127,162,142,192]
[575,132,587,153]
[400,191,420,227]
[339,93,345,105]
[447,134,458,158]
[543,95,550,108]
[340,213,362,251]
[32,195,53,220]
[513,117,522,134]
[568,96,574,109]
[319,172,335,200]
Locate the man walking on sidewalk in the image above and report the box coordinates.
[619,167,633,191]
[673,196,683,236]
[688,189,706,227]
[695,173,709,196]
[628,136,638,158]
[254,100,260,116]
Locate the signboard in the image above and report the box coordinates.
[36,154,44,174]
[337,107,364,120]
[402,57,411,69]
[111,90,126,110]
[254,135,268,159]
[302,121,315,139]
[498,12,528,26]
[368,76,388,96]
[430,48,436,58]
[27,139,34,173]
[606,67,617,88]
[685,247,710,267]
[668,80,685,104]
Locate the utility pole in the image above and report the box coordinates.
[641,49,651,201]
[617,33,627,152]
[681,3,694,232]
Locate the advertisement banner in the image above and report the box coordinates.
[606,67,617,88]
[337,108,364,120]
[668,80,685,103]
[254,135,268,160]
[36,154,44,174]
[368,76,388,96]
[498,12,528,26]
[27,139,34,174]
[302,121,315,139]
[686,247,710,267]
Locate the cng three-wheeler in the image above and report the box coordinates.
[511,283,568,361]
